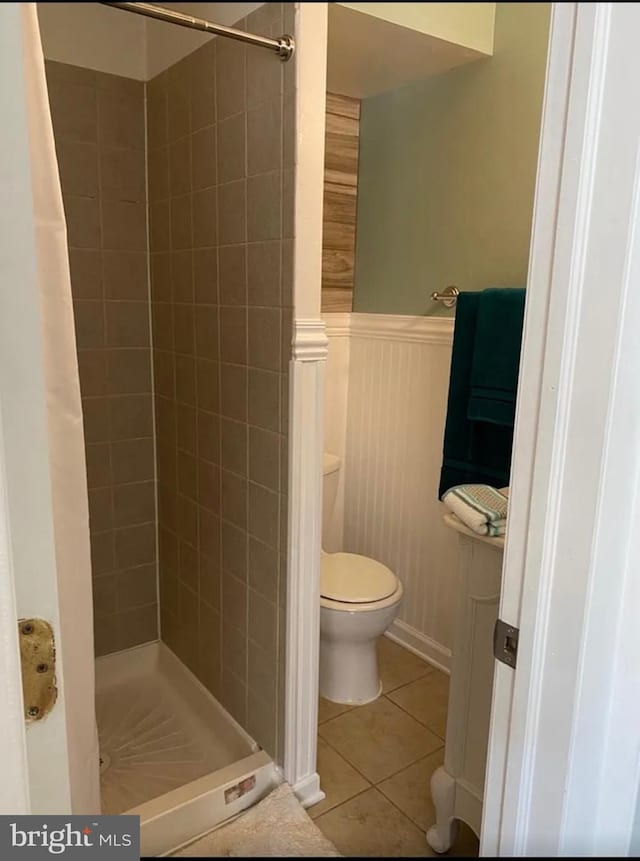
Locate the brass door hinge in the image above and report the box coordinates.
[18,618,57,722]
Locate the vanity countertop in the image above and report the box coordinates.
[443,512,506,550]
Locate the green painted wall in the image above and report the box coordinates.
[353,3,550,316]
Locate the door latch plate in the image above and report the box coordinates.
[19,618,57,722]
[493,618,519,669]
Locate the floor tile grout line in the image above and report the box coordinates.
[317,724,445,791]
[384,692,447,742]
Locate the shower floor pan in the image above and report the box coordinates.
[96,642,279,856]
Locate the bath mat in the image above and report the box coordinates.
[174,782,340,857]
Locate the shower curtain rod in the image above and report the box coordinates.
[100,2,295,61]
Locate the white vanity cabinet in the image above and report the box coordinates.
[427,514,504,853]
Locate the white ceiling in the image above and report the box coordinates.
[327,4,487,100]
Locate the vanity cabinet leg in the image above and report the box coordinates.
[426,765,459,853]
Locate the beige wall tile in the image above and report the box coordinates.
[199,554,221,610]
[49,81,97,144]
[101,199,147,252]
[196,357,219,413]
[247,99,281,176]
[248,307,280,370]
[148,145,170,203]
[108,349,151,394]
[100,147,146,203]
[82,396,110,444]
[248,481,279,548]
[98,88,145,150]
[197,409,220,464]
[150,200,171,251]
[109,394,153,440]
[106,301,151,348]
[69,248,102,299]
[193,187,218,248]
[89,487,113,533]
[248,537,278,603]
[222,570,247,633]
[57,140,99,197]
[117,603,158,650]
[217,113,246,183]
[220,307,247,365]
[111,438,154,484]
[191,125,217,190]
[91,529,115,576]
[221,470,247,530]
[190,43,216,132]
[222,620,247,680]
[248,588,277,654]
[247,44,281,109]
[221,417,247,477]
[219,244,246,305]
[247,171,281,242]
[115,522,156,569]
[103,251,148,300]
[194,248,219,304]
[249,426,280,491]
[73,300,105,350]
[218,180,246,245]
[221,519,247,581]
[78,350,109,396]
[248,241,280,307]
[220,362,247,421]
[86,442,112,489]
[171,195,193,250]
[170,135,192,197]
[64,194,101,248]
[113,481,156,529]
[171,250,194,303]
[116,564,158,611]
[216,40,246,122]
[248,368,280,432]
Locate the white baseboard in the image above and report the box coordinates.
[386,620,451,675]
[292,772,325,809]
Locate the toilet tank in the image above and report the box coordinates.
[322,453,342,550]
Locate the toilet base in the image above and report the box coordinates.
[321,679,383,706]
[319,637,383,705]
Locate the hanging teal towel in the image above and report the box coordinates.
[467,288,526,426]
[438,291,516,498]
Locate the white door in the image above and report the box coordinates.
[483,2,640,854]
[0,3,99,816]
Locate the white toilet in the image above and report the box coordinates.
[319,453,403,704]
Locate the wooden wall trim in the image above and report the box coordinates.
[322,92,361,312]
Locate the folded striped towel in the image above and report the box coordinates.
[441,484,509,537]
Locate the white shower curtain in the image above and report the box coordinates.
[18,4,100,813]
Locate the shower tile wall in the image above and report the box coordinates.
[147,3,294,760]
[46,60,158,657]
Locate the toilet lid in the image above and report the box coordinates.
[321,553,398,603]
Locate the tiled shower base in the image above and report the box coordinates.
[96,642,279,856]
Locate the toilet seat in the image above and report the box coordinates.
[320,552,402,612]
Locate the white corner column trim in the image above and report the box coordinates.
[285,320,328,808]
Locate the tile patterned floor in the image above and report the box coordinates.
[311,637,479,858]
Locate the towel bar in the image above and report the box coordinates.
[430,285,459,307]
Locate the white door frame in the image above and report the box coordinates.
[483,2,640,854]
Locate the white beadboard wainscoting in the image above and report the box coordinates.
[324,313,458,671]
